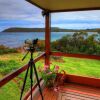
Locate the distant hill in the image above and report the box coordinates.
[2,27,77,32]
[2,27,100,32]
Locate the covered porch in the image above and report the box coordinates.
[0,0,100,100]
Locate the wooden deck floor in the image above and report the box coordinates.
[37,83,100,100]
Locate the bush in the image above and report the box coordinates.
[51,32,100,55]
[0,45,18,55]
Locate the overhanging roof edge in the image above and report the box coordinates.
[49,7,100,13]
[26,0,100,13]
[26,0,48,11]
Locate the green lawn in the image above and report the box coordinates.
[0,53,44,100]
[0,52,100,100]
[51,57,100,78]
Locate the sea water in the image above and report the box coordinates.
[0,32,97,48]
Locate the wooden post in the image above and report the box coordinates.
[45,12,51,67]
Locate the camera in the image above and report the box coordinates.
[24,38,38,51]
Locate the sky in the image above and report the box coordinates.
[0,0,100,32]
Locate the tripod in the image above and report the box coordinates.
[20,47,44,100]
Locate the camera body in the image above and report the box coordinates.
[24,38,38,52]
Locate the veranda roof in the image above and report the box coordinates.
[26,0,100,12]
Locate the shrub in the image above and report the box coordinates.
[0,45,18,55]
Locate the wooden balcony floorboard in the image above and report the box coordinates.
[37,83,100,100]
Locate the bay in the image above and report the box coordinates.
[0,32,97,48]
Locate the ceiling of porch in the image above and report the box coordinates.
[26,0,100,12]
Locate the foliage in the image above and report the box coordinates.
[37,40,45,51]
[38,65,59,87]
[0,45,18,55]
[51,32,100,55]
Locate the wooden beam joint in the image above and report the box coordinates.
[42,10,50,17]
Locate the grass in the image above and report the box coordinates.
[51,57,100,78]
[0,52,100,100]
[0,53,44,74]
[0,81,20,100]
[0,52,44,100]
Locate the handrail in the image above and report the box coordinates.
[58,73,100,88]
[0,53,45,87]
[0,52,100,87]
[50,52,100,60]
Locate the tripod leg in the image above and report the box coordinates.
[30,60,33,100]
[32,62,44,100]
[20,63,30,100]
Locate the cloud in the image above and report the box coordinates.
[0,0,100,31]
[52,11,100,21]
[0,0,45,31]
[0,0,44,21]
[52,23,100,29]
[51,10,100,29]
[0,20,45,30]
[51,20,100,24]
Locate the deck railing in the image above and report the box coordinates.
[0,52,100,100]
[50,52,100,60]
[0,52,45,87]
[0,52,100,87]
